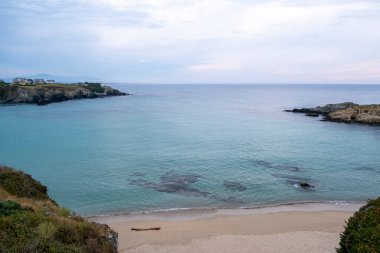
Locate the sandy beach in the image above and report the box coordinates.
[89,203,361,253]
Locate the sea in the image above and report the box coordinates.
[1,84,380,215]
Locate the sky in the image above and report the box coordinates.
[0,0,379,84]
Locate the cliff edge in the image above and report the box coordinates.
[0,166,118,252]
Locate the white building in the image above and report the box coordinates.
[34,79,46,85]
[13,78,28,85]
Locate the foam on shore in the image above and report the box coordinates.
[88,202,361,223]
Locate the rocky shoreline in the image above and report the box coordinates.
[285,102,380,125]
[0,84,129,105]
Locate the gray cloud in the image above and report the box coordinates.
[1,0,379,83]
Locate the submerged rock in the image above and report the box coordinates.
[160,172,201,186]
[129,172,210,197]
[271,173,315,190]
[251,159,302,172]
[223,180,247,192]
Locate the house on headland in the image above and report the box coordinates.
[12,77,51,85]
[12,78,28,85]
[33,79,46,85]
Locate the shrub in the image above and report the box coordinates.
[57,207,71,217]
[0,200,23,216]
[38,221,57,241]
[0,204,118,253]
[82,83,105,93]
[0,166,50,200]
[337,197,380,253]
[0,166,118,253]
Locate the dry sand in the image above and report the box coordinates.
[89,203,361,253]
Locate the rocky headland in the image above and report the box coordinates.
[0,83,129,105]
[285,102,380,125]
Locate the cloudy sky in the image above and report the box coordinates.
[0,0,379,84]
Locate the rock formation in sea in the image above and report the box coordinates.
[0,83,129,105]
[285,102,380,125]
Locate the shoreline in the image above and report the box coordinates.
[87,201,362,222]
[89,202,361,253]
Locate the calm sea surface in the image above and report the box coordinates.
[1,85,380,215]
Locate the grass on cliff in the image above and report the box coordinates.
[337,197,380,253]
[0,166,118,253]
[80,83,105,93]
[0,166,51,200]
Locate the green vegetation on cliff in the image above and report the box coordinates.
[337,197,380,253]
[0,167,51,201]
[81,82,105,93]
[0,166,118,253]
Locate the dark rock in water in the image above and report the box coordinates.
[298,182,314,189]
[272,173,315,190]
[223,180,247,192]
[305,112,319,117]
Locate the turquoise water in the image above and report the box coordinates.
[1,85,380,215]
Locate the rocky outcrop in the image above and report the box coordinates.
[284,102,358,115]
[285,102,380,125]
[0,84,129,105]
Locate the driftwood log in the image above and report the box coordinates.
[131,227,161,231]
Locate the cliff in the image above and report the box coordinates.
[0,166,118,252]
[285,102,380,125]
[0,83,128,105]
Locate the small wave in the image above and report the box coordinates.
[85,200,362,218]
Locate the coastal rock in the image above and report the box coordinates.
[286,102,380,125]
[285,102,358,115]
[0,84,129,105]
[327,105,380,125]
[298,182,314,189]
[305,112,319,117]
